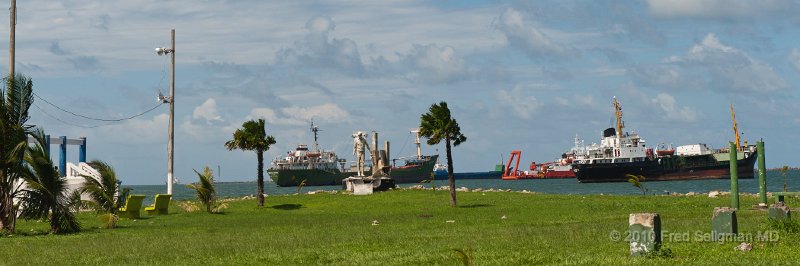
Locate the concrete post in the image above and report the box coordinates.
[729,142,739,209]
[757,141,767,205]
[768,202,791,220]
[59,136,67,177]
[79,137,87,163]
[711,207,737,241]
[629,213,661,256]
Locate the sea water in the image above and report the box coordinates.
[128,170,800,203]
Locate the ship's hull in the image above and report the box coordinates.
[574,152,757,183]
[390,155,439,183]
[434,170,502,180]
[267,168,353,187]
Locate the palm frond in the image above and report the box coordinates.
[187,166,217,213]
[18,129,80,233]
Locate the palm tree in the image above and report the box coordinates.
[18,130,80,234]
[187,166,216,213]
[80,160,120,214]
[225,119,276,207]
[0,74,35,233]
[419,102,467,207]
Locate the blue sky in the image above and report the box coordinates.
[5,0,800,185]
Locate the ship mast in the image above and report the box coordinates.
[730,103,740,151]
[613,96,624,138]
[411,129,421,159]
[310,120,320,153]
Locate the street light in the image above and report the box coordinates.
[155,29,175,195]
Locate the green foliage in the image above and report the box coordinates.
[452,243,474,266]
[224,119,276,153]
[225,119,276,207]
[80,160,121,214]
[419,102,466,147]
[296,179,307,194]
[645,245,674,259]
[626,174,648,195]
[18,129,80,234]
[765,218,800,234]
[419,101,466,207]
[186,167,217,213]
[4,191,800,264]
[0,73,35,233]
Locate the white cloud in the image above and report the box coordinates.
[192,98,224,124]
[249,103,352,126]
[632,33,787,93]
[276,16,365,76]
[398,44,470,84]
[647,0,797,19]
[651,93,698,122]
[494,8,571,59]
[98,113,169,144]
[495,85,541,120]
[790,49,800,72]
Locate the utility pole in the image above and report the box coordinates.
[167,29,175,194]
[9,0,15,76]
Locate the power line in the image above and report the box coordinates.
[32,92,164,122]
[32,102,105,128]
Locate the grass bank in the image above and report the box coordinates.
[2,189,798,265]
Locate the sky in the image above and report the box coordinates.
[3,0,800,185]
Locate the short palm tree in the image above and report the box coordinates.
[187,166,216,213]
[419,102,467,207]
[80,160,120,214]
[0,73,35,234]
[225,119,276,207]
[18,130,80,234]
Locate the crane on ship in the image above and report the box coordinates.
[730,103,748,151]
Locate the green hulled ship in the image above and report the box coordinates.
[268,123,361,187]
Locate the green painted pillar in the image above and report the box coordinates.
[757,141,767,205]
[730,142,739,209]
[711,207,737,241]
[629,213,661,256]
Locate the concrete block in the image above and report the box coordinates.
[711,207,737,241]
[768,202,791,220]
[629,213,661,256]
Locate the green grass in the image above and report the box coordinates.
[2,190,799,265]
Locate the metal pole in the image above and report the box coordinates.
[729,141,739,209]
[9,0,15,76]
[167,29,175,194]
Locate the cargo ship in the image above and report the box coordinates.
[573,97,757,183]
[267,122,359,187]
[433,163,504,180]
[387,129,438,183]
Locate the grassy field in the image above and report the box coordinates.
[2,189,799,265]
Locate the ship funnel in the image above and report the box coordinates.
[603,128,616,138]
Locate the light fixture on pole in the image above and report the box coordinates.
[155,29,176,195]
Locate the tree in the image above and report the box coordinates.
[18,130,80,234]
[225,119,276,207]
[80,160,121,214]
[187,166,216,213]
[0,74,35,233]
[419,102,467,207]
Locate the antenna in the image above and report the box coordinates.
[310,119,321,152]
